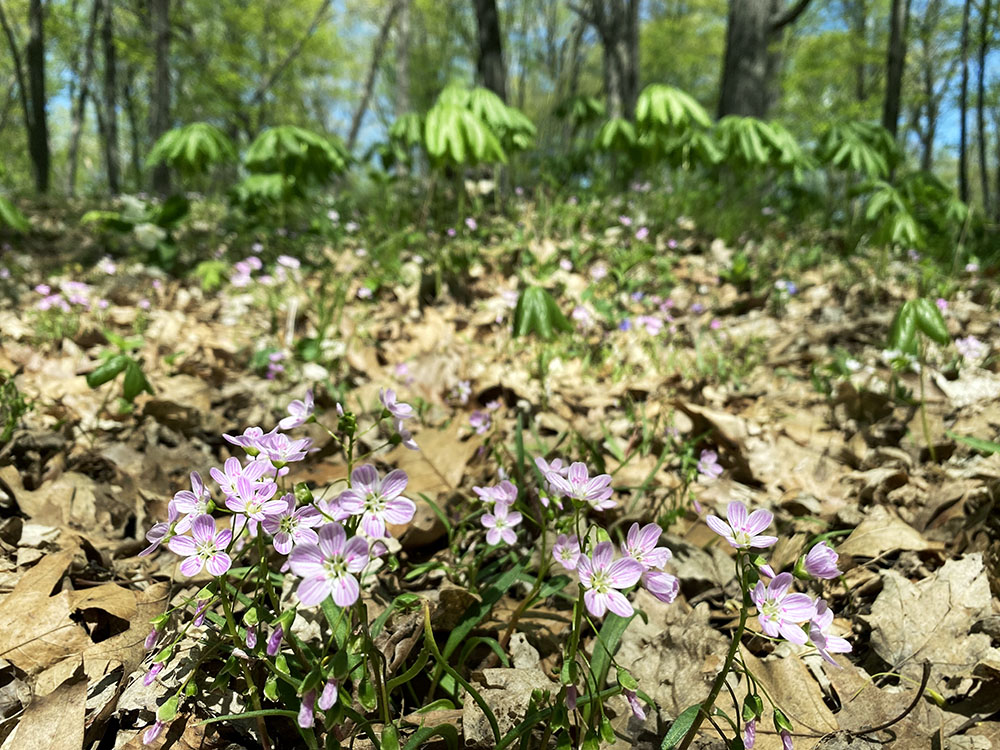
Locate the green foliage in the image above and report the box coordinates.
[594,117,637,154]
[191,259,229,291]
[146,122,238,176]
[425,104,506,167]
[635,84,712,131]
[244,125,349,185]
[888,298,949,356]
[0,370,31,443]
[714,116,811,171]
[860,180,923,247]
[86,332,154,405]
[554,94,606,132]
[81,194,190,268]
[817,121,897,179]
[0,196,29,233]
[512,286,573,340]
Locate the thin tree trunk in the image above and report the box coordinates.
[957,0,971,202]
[882,0,911,137]
[0,1,33,167]
[346,0,403,152]
[123,62,142,189]
[473,0,507,101]
[68,0,101,195]
[395,0,410,116]
[975,0,991,213]
[26,0,49,193]
[572,0,641,120]
[150,0,170,194]
[102,0,121,193]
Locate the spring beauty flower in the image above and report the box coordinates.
[394,419,418,450]
[168,514,233,576]
[171,471,211,534]
[469,410,491,434]
[809,599,852,666]
[552,534,581,569]
[697,450,723,479]
[956,335,987,362]
[577,542,643,618]
[623,523,671,570]
[211,456,271,498]
[706,502,778,550]
[751,573,816,645]
[473,480,517,506]
[257,432,313,465]
[801,542,841,579]
[279,389,314,430]
[337,465,416,538]
[481,502,521,545]
[225,475,282,520]
[261,494,322,554]
[289,523,370,606]
[139,501,179,557]
[546,462,616,511]
[379,388,414,420]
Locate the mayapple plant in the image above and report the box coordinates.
[137,381,852,749]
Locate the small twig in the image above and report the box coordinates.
[851,662,931,737]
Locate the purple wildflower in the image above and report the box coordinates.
[552,534,581,570]
[809,599,852,666]
[143,662,164,686]
[224,475,283,521]
[642,569,679,603]
[481,502,522,545]
[337,465,416,538]
[142,720,166,745]
[546,462,616,511]
[697,450,723,479]
[751,573,816,645]
[318,678,339,710]
[139,501,180,557]
[622,523,671,570]
[288,523,369,607]
[168,515,232,577]
[261,493,322,554]
[379,388,414,421]
[266,625,283,656]
[802,542,841,579]
[299,689,316,728]
[144,628,158,650]
[744,719,756,749]
[577,542,643,618]
[624,689,646,720]
[781,730,794,750]
[472,480,517,506]
[223,426,272,454]
[279,389,314,430]
[705,502,778,550]
[171,471,212,534]
[256,431,313,465]
[211,456,271,499]
[469,410,491,434]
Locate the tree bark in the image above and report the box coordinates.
[68,0,101,195]
[346,0,403,152]
[881,0,911,137]
[0,1,34,173]
[102,0,120,193]
[572,0,641,120]
[395,0,410,116]
[975,0,991,213]
[149,0,170,194]
[249,0,332,108]
[473,0,507,101]
[123,62,143,190]
[26,0,49,193]
[957,0,971,201]
[717,0,812,118]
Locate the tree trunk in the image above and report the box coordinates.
[0,1,34,178]
[395,0,410,116]
[849,0,869,101]
[68,0,101,195]
[574,0,641,120]
[150,0,171,194]
[717,0,811,118]
[346,0,403,152]
[957,0,971,202]
[123,62,142,189]
[473,0,507,101]
[881,0,911,137]
[101,0,120,193]
[975,0,991,214]
[26,0,49,193]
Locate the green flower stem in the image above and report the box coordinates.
[219,582,273,750]
[677,560,751,750]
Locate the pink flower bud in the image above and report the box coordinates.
[298,690,316,728]
[143,662,164,687]
[142,720,166,745]
[266,625,283,656]
[318,679,339,710]
[144,628,158,650]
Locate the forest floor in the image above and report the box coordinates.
[0,204,999,750]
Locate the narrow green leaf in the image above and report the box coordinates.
[86,354,129,388]
[661,704,702,749]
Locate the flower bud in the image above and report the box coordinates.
[266,625,284,656]
[142,720,166,745]
[298,689,316,729]
[144,628,158,651]
[143,662,164,687]
[318,678,339,710]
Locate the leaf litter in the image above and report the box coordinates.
[0,225,999,748]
